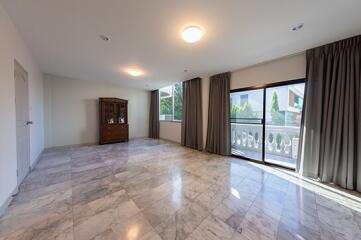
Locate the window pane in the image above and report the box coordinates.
[230,89,264,161]
[230,89,264,124]
[264,83,305,168]
[173,83,183,121]
[159,86,173,121]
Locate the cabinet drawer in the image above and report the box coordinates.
[100,124,128,143]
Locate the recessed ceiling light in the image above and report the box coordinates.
[126,68,143,77]
[99,34,110,41]
[182,26,203,43]
[292,23,304,32]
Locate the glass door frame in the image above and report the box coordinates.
[230,78,307,170]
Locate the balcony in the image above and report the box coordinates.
[231,123,300,168]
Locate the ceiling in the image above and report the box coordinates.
[2,0,361,90]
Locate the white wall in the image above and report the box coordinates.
[231,53,306,89]
[44,74,150,148]
[159,53,306,144]
[0,4,44,212]
[159,122,182,143]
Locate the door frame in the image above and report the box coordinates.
[230,78,307,170]
[14,59,31,185]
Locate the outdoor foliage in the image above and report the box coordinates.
[160,97,173,115]
[231,101,257,118]
[276,133,282,146]
[254,132,259,142]
[159,83,183,120]
[174,83,183,120]
[270,91,285,125]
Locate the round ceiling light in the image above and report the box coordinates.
[182,26,203,43]
[126,68,143,77]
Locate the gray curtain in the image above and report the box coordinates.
[301,35,361,191]
[181,78,203,150]
[149,90,159,139]
[205,72,231,155]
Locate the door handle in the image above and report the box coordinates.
[26,121,33,125]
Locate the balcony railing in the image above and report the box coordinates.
[231,123,300,167]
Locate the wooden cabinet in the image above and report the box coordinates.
[99,98,129,144]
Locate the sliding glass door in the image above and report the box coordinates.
[230,89,264,161]
[230,80,306,169]
[264,83,305,168]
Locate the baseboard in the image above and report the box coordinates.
[30,149,44,171]
[0,186,18,217]
[45,142,97,151]
[159,138,181,145]
[45,137,151,150]
[0,150,44,216]
[130,136,149,140]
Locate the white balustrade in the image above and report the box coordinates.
[231,123,300,160]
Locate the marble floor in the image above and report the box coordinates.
[1,139,361,240]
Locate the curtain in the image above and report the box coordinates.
[301,35,361,191]
[149,90,159,139]
[205,72,231,155]
[181,77,203,150]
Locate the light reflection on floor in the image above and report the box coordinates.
[0,138,360,240]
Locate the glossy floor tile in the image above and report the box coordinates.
[1,138,361,240]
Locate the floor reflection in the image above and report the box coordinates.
[0,138,360,240]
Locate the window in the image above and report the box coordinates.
[159,83,183,121]
[288,86,304,110]
[239,94,248,106]
[230,80,306,169]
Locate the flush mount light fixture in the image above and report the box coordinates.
[292,23,304,32]
[126,68,144,77]
[182,26,203,43]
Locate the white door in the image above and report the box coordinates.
[15,60,31,185]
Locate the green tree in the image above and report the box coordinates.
[160,97,172,115]
[230,104,240,118]
[276,133,282,149]
[270,91,284,125]
[174,83,183,120]
[231,101,256,118]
